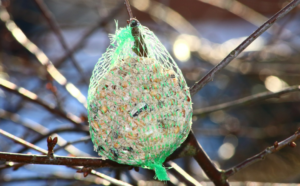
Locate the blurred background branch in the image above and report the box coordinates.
[1,0,300,185]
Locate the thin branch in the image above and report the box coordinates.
[54,2,124,67]
[189,0,300,96]
[1,127,204,169]
[0,152,134,186]
[131,0,245,65]
[0,6,87,107]
[0,129,47,154]
[167,171,194,186]
[193,85,300,116]
[197,0,297,38]
[0,176,92,184]
[192,125,299,139]
[224,128,300,178]
[0,109,89,157]
[167,161,202,186]
[0,129,132,186]
[189,131,229,186]
[17,126,88,153]
[54,136,90,152]
[0,172,110,185]
[32,0,88,84]
[166,131,229,186]
[0,78,82,126]
[90,169,132,186]
[0,152,119,167]
[0,109,49,134]
[45,75,62,110]
[124,0,133,19]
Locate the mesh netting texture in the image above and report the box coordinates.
[87,20,193,181]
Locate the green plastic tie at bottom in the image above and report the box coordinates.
[148,164,170,181]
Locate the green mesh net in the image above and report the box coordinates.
[87,19,193,181]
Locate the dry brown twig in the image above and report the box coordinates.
[0,174,97,184]
[0,129,132,186]
[189,0,300,96]
[32,0,88,83]
[0,107,194,184]
[197,0,298,39]
[0,122,196,185]
[193,85,300,116]
[192,125,299,139]
[0,5,87,107]
[0,78,83,126]
[45,75,63,110]
[54,136,91,152]
[124,0,134,19]
[224,128,300,178]
[0,109,90,156]
[17,126,88,154]
[0,0,300,185]
[189,131,230,186]
[188,0,300,185]
[0,125,300,185]
[54,2,124,67]
[0,110,89,169]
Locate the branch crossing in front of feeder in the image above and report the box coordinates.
[87,19,193,181]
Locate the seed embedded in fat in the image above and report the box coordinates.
[101,106,108,113]
[174,126,180,134]
[114,142,120,148]
[99,91,106,98]
[121,81,128,88]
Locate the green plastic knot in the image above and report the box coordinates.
[146,163,170,181]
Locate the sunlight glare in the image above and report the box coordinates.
[132,0,150,11]
[218,142,235,160]
[173,38,191,62]
[264,75,288,93]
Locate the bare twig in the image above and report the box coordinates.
[54,2,124,67]
[45,75,62,109]
[0,6,87,107]
[130,0,245,65]
[268,7,298,45]
[193,85,300,116]
[54,136,90,152]
[32,0,88,84]
[0,109,89,157]
[17,126,88,153]
[167,161,202,186]
[90,169,132,186]
[224,128,300,178]
[187,131,229,186]
[0,175,92,184]
[0,171,110,185]
[0,152,133,183]
[192,125,299,139]
[0,129,132,186]
[1,128,204,170]
[124,0,133,19]
[166,131,229,185]
[189,0,300,96]
[197,0,296,38]
[0,78,82,126]
[0,129,47,154]
[0,109,49,134]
